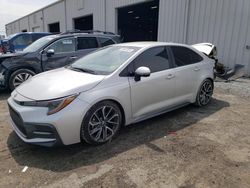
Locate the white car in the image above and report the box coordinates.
[7,42,215,146]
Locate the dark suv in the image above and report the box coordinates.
[0,30,121,90]
[0,32,51,53]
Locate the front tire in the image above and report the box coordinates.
[9,69,35,91]
[81,101,122,145]
[195,79,214,107]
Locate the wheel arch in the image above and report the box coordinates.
[85,98,127,127]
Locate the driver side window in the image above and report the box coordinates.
[47,38,75,54]
[133,47,172,73]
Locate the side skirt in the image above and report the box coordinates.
[129,102,191,125]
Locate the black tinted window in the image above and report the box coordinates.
[171,46,203,66]
[133,47,171,73]
[77,37,98,50]
[99,37,115,47]
[32,34,47,42]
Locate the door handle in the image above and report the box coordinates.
[70,56,78,59]
[166,74,175,79]
[194,67,200,71]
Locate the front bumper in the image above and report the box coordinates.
[7,92,91,146]
[9,118,62,147]
[0,67,7,90]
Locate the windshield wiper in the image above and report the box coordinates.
[69,66,96,74]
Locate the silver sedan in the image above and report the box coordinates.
[7,42,215,146]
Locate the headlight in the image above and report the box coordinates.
[17,94,78,115]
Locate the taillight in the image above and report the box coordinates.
[0,46,3,53]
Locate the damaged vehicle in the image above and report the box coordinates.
[192,43,245,81]
[8,42,215,146]
[0,30,121,90]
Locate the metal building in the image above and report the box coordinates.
[5,0,250,76]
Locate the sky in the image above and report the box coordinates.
[0,0,58,36]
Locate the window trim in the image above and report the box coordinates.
[169,46,204,68]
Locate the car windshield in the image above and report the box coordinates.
[5,34,17,40]
[70,46,140,75]
[23,35,56,53]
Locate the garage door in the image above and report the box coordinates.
[74,15,93,31]
[32,26,40,32]
[117,0,159,42]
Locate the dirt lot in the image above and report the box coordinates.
[0,85,250,188]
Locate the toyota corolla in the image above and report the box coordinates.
[7,42,215,146]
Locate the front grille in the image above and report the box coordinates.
[8,104,27,136]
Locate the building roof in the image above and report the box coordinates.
[6,0,64,26]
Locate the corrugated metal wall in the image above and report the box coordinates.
[158,0,250,75]
[4,0,250,75]
[158,0,188,43]
[65,0,106,31]
[186,0,250,75]
[44,1,66,33]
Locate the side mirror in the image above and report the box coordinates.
[134,66,151,81]
[46,49,55,57]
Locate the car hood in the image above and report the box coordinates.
[16,67,106,101]
[0,52,27,58]
[0,52,28,64]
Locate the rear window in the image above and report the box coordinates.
[99,37,115,47]
[77,37,98,50]
[171,46,203,66]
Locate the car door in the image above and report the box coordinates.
[128,46,176,120]
[41,37,77,71]
[169,46,204,104]
[74,37,99,59]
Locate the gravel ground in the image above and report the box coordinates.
[215,77,250,99]
[0,81,250,188]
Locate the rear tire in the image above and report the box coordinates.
[195,79,214,107]
[9,69,35,91]
[81,101,122,145]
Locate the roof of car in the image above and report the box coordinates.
[57,33,119,38]
[114,42,190,48]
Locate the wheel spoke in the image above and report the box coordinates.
[106,126,114,135]
[90,126,101,135]
[95,129,102,140]
[105,107,113,119]
[93,113,101,123]
[15,75,23,82]
[101,106,106,119]
[102,126,107,140]
[107,113,118,122]
[89,121,101,127]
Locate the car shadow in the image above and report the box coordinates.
[7,98,230,172]
[0,90,10,101]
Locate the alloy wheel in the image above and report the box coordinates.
[199,81,213,105]
[13,73,33,88]
[88,106,120,143]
